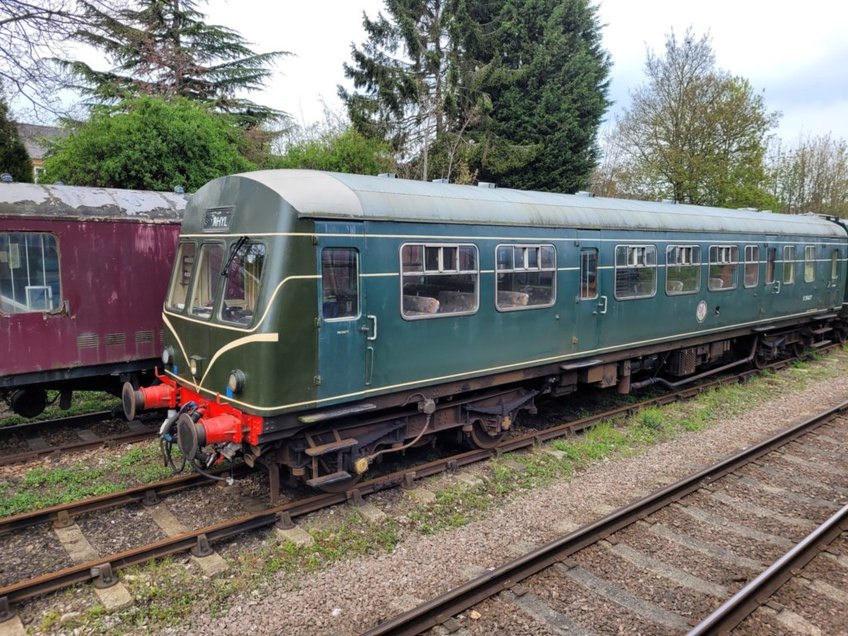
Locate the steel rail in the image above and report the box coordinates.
[0,410,114,437]
[361,399,848,636]
[0,428,158,467]
[0,465,250,535]
[0,350,834,613]
[688,502,848,635]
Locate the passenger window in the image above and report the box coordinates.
[321,248,359,320]
[579,248,598,300]
[220,242,266,326]
[804,246,815,283]
[765,247,777,284]
[0,232,61,314]
[666,245,700,295]
[189,243,224,319]
[401,243,478,318]
[783,246,796,285]
[744,245,759,288]
[615,245,657,299]
[495,244,556,310]
[708,245,738,291]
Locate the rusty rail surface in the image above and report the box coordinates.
[0,410,114,437]
[0,465,250,535]
[0,350,835,615]
[688,502,848,635]
[0,412,161,467]
[361,399,848,636]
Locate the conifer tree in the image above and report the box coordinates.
[0,95,32,182]
[60,0,287,126]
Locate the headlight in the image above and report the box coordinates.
[162,347,174,365]
[228,370,246,393]
[189,357,199,376]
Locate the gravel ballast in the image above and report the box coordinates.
[173,353,848,636]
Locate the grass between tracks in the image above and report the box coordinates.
[0,442,176,517]
[22,349,848,634]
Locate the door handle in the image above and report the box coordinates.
[366,315,378,341]
[597,295,608,315]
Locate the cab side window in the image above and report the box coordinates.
[321,248,359,320]
[189,243,224,319]
[166,242,196,312]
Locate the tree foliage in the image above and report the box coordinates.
[44,96,254,190]
[272,129,394,176]
[611,30,778,208]
[472,0,610,192]
[340,0,609,191]
[339,0,481,180]
[59,0,288,127]
[0,95,32,182]
[767,134,848,216]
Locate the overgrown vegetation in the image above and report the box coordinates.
[0,441,173,516]
[17,351,848,634]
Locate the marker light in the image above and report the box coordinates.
[162,347,174,365]
[228,370,246,393]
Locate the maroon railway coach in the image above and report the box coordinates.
[0,181,185,417]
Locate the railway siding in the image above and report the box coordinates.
[2,350,848,634]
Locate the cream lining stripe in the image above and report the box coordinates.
[179,231,847,245]
[197,333,279,387]
[165,307,831,413]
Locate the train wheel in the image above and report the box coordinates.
[469,419,506,449]
[9,389,47,418]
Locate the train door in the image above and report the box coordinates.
[571,231,605,354]
[316,231,371,398]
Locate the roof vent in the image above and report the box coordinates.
[661,198,677,204]
[736,207,758,212]
[54,180,64,185]
[478,181,496,189]
[174,185,185,194]
[574,190,594,197]
[378,173,396,179]
[431,178,449,184]
[0,173,12,183]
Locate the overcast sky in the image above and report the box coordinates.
[203,0,848,142]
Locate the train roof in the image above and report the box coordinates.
[230,169,845,239]
[0,182,186,222]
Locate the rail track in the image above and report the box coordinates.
[0,411,159,467]
[364,401,848,635]
[0,350,840,624]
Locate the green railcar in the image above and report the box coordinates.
[124,170,848,492]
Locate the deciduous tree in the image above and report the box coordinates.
[613,29,778,208]
[44,96,254,190]
[767,134,848,216]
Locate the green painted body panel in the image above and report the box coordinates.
[159,170,848,419]
[161,176,320,411]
